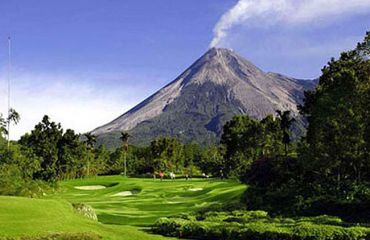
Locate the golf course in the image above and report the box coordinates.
[0,7,369,239]
[0,176,246,239]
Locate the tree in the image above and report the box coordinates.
[84,133,96,150]
[149,137,184,172]
[199,145,225,177]
[183,142,202,176]
[221,115,264,177]
[19,115,101,181]
[0,115,7,138]
[120,132,131,177]
[260,114,284,158]
[276,110,295,157]
[298,32,370,200]
[0,109,20,148]
[20,115,63,181]
[83,133,97,177]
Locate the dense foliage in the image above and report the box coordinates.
[220,114,285,177]
[300,33,370,200]
[19,116,108,181]
[153,210,370,240]
[242,32,370,221]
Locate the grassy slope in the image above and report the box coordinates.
[0,176,246,239]
[0,196,170,240]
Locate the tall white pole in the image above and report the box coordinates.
[7,37,11,149]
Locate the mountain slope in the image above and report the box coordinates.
[92,48,316,147]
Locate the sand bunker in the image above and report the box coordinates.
[111,191,133,197]
[167,201,181,204]
[74,185,106,190]
[189,188,203,191]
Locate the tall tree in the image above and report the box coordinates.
[0,109,20,148]
[20,115,63,181]
[120,132,131,177]
[299,32,370,198]
[221,115,264,177]
[149,137,184,172]
[0,115,7,138]
[276,110,295,157]
[83,133,96,177]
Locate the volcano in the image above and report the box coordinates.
[92,48,316,147]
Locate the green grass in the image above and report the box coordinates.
[50,176,246,226]
[0,176,246,239]
[0,196,172,240]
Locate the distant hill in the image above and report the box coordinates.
[92,48,317,148]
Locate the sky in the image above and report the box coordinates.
[0,0,369,140]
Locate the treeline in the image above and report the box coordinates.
[0,109,291,193]
[0,114,207,196]
[0,107,294,196]
[239,32,370,221]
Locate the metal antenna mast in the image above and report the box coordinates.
[7,36,11,149]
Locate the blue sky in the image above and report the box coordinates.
[0,0,369,139]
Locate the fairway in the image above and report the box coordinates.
[0,196,172,240]
[50,176,247,226]
[0,176,246,239]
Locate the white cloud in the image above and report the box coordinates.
[210,0,370,47]
[0,70,158,140]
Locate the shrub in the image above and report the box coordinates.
[72,203,98,221]
[152,211,370,240]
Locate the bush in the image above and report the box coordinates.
[0,164,50,198]
[72,203,98,221]
[152,211,370,240]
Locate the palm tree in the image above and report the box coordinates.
[276,110,295,157]
[8,108,20,125]
[120,132,131,177]
[1,109,20,149]
[83,133,96,177]
[0,114,7,137]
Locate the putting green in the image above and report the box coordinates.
[0,176,246,239]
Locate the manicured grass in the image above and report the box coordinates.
[50,176,246,226]
[0,196,173,240]
[0,176,246,239]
